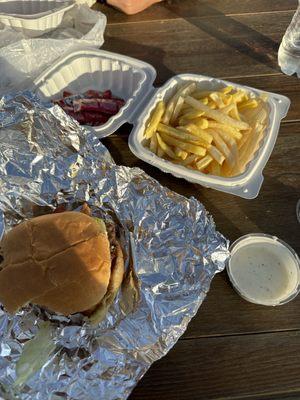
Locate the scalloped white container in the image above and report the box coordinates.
[33,49,156,138]
[74,0,96,7]
[0,0,75,37]
[128,74,290,199]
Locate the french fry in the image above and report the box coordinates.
[221,94,233,106]
[231,90,248,103]
[149,132,158,153]
[220,85,233,94]
[157,147,164,158]
[207,121,243,140]
[195,155,213,171]
[156,133,176,158]
[144,101,165,139]
[210,131,235,168]
[260,93,268,102]
[178,117,209,129]
[238,99,258,111]
[207,145,225,165]
[221,162,233,177]
[181,103,192,112]
[214,129,238,165]
[189,118,209,130]
[157,123,207,145]
[170,96,184,125]
[170,96,187,125]
[180,110,205,120]
[192,90,212,99]
[195,118,209,129]
[219,103,235,114]
[207,101,217,109]
[208,160,221,176]
[233,122,266,175]
[180,154,199,166]
[161,133,206,156]
[162,82,196,125]
[209,92,225,108]
[228,104,241,121]
[178,124,213,144]
[241,103,268,125]
[185,96,250,130]
[174,147,188,160]
[237,128,252,149]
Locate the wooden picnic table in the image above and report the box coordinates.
[94,1,300,399]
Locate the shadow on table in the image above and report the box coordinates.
[102,36,175,85]
[238,173,299,248]
[164,1,280,71]
[203,173,299,248]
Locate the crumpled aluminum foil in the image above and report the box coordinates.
[0,92,229,400]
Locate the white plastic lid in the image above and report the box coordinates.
[227,233,300,306]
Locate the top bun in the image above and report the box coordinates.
[0,211,111,315]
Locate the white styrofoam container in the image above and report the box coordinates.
[33,49,290,199]
[74,0,96,7]
[0,0,75,37]
[33,49,156,138]
[129,74,290,199]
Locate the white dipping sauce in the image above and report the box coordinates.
[228,235,300,306]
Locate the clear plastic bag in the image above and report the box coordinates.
[0,4,106,94]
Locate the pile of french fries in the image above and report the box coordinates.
[143,82,268,177]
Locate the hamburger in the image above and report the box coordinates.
[0,206,125,323]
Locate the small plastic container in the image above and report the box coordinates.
[0,0,75,37]
[33,49,156,137]
[33,49,290,199]
[227,234,300,306]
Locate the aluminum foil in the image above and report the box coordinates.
[0,92,229,400]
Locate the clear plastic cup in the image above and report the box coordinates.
[227,234,300,306]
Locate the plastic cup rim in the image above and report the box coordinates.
[226,233,300,306]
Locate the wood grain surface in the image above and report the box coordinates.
[130,331,300,400]
[94,1,300,399]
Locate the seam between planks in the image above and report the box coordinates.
[179,327,300,341]
[205,387,300,400]
[106,9,297,26]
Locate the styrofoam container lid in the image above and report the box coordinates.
[128,74,290,199]
[0,0,75,37]
[33,48,156,138]
[227,234,300,306]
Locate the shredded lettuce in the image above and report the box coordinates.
[14,321,56,387]
[93,217,107,234]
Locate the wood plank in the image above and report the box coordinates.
[93,0,298,24]
[102,12,293,82]
[184,272,300,338]
[129,331,300,400]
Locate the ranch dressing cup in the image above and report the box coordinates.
[227,234,300,306]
